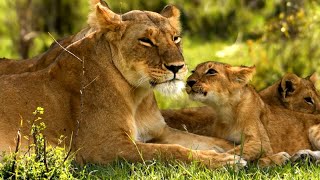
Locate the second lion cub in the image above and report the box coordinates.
[186,61,320,166]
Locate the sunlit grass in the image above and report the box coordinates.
[74,159,320,179]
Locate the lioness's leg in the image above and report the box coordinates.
[308,124,320,150]
[77,140,246,169]
[154,126,234,152]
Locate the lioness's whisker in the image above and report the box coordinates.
[130,76,149,92]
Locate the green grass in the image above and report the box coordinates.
[74,160,320,179]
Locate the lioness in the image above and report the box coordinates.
[185,61,320,166]
[0,1,245,168]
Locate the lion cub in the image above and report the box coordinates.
[260,72,320,114]
[185,61,320,166]
[260,73,320,152]
[164,72,320,152]
[164,72,320,134]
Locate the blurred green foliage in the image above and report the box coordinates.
[0,0,319,108]
[0,107,78,179]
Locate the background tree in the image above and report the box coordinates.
[0,0,319,100]
[1,0,88,59]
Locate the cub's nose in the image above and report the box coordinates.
[187,80,196,87]
[164,64,184,74]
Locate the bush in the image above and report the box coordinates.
[251,0,320,90]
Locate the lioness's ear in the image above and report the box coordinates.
[90,0,109,9]
[99,0,110,9]
[161,5,181,31]
[308,72,317,86]
[230,65,256,84]
[88,1,121,30]
[280,73,300,98]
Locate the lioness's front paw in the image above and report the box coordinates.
[291,149,320,162]
[274,152,291,164]
[258,152,290,167]
[202,151,247,169]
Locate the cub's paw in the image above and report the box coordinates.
[291,149,320,162]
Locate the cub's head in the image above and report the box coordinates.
[186,61,255,105]
[277,73,320,114]
[88,1,187,95]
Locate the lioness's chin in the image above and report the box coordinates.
[154,80,185,96]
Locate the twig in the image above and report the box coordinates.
[11,130,21,174]
[83,76,99,89]
[63,132,73,162]
[32,128,39,161]
[48,32,85,161]
[77,55,85,140]
[125,132,145,164]
[43,136,49,173]
[48,32,83,62]
[63,56,85,162]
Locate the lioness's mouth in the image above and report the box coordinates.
[149,78,181,87]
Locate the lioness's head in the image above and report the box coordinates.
[186,61,255,105]
[277,73,320,114]
[88,1,187,95]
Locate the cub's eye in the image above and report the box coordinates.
[173,36,181,44]
[304,97,314,105]
[139,37,154,47]
[206,69,217,75]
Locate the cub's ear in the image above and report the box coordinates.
[279,73,300,98]
[307,72,317,86]
[230,65,256,84]
[161,5,181,31]
[88,1,122,31]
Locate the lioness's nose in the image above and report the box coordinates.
[164,64,184,74]
[187,80,196,87]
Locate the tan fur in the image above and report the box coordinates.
[163,72,320,133]
[183,61,320,166]
[260,72,320,114]
[0,2,246,168]
[260,73,320,150]
[163,72,320,151]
